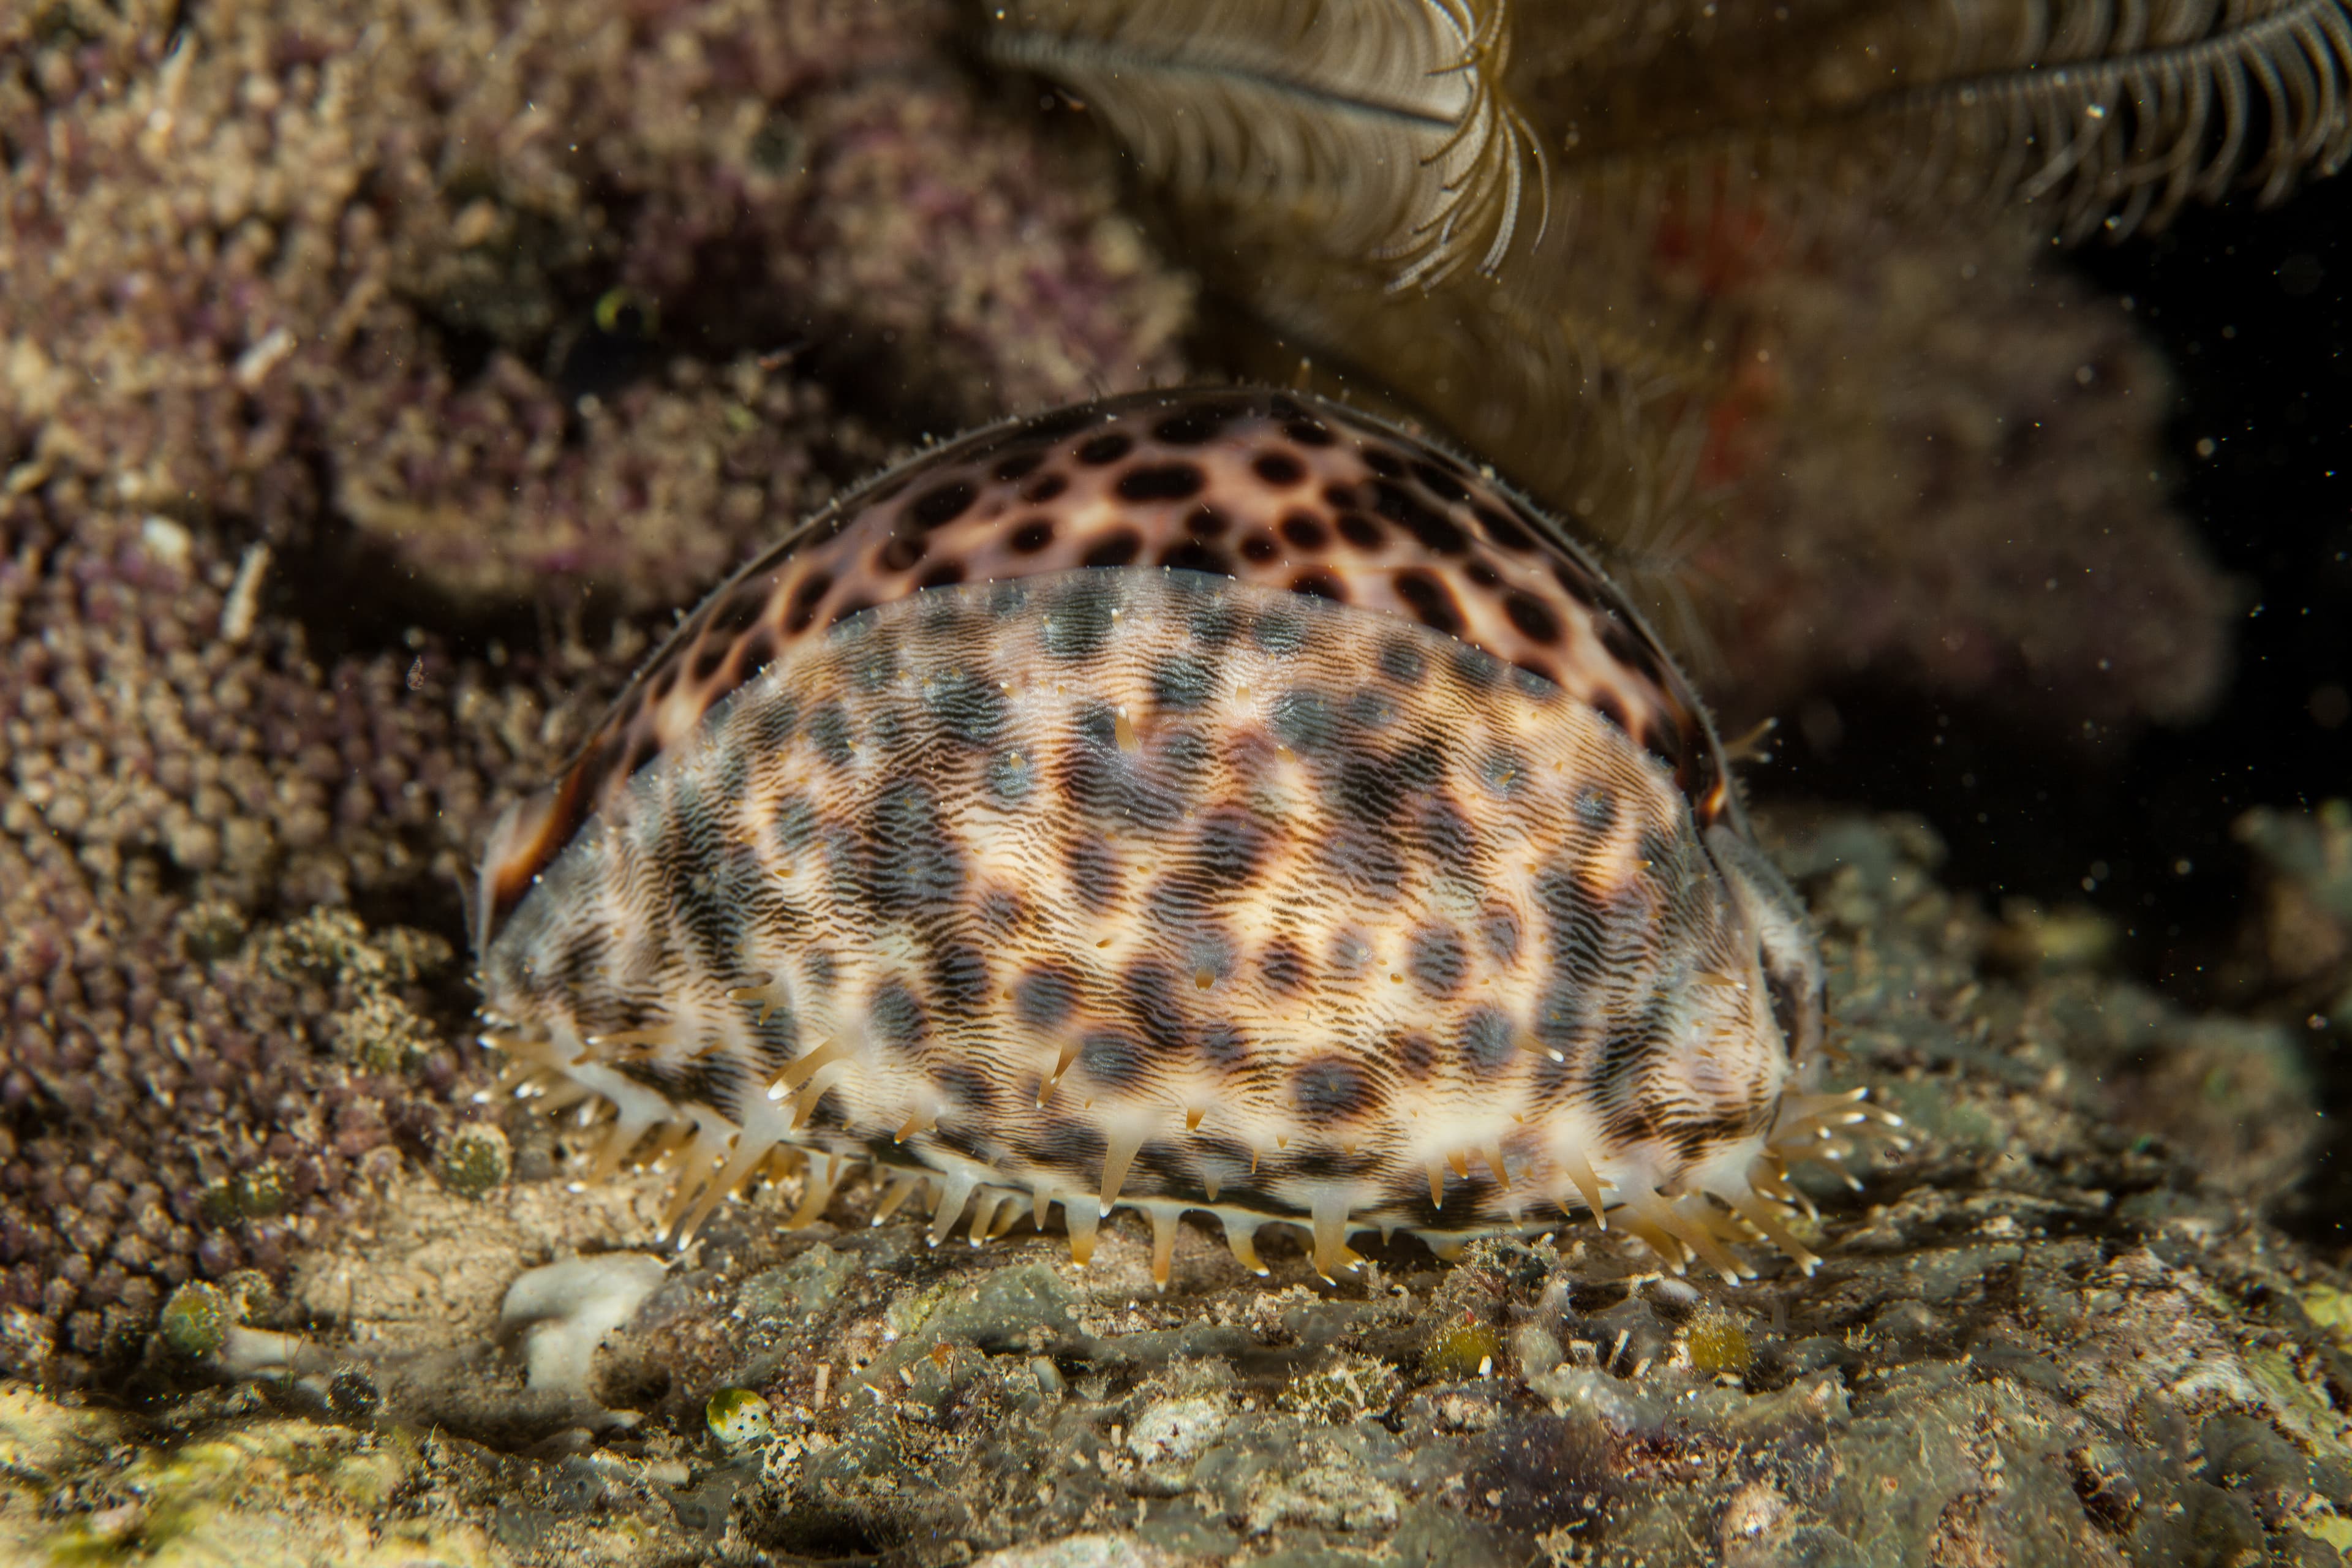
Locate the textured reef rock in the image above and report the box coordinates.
[1656,214,2231,734]
[2232,801,2352,1034]
[0,507,553,1382]
[8,816,2351,1568]
[0,0,1190,611]
[4,3,2346,1565]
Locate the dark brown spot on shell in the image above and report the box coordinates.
[1159,540,1233,576]
[1392,1030,1438,1079]
[1198,1021,1250,1071]
[1123,959,1199,1053]
[1393,569,1464,636]
[878,531,927,571]
[1360,446,1407,478]
[1023,473,1068,504]
[1191,805,1275,892]
[992,450,1046,482]
[1066,837,1123,911]
[1082,530,1144,568]
[1240,530,1280,564]
[1458,1006,1515,1074]
[1285,418,1335,447]
[916,561,967,589]
[1378,636,1427,685]
[928,940,992,1016]
[1335,512,1383,549]
[978,886,1028,934]
[1596,995,1678,1134]
[909,480,978,530]
[1279,512,1329,551]
[1474,504,1536,552]
[1020,1115,1106,1172]
[1325,927,1374,978]
[1253,451,1305,486]
[1419,793,1478,863]
[1599,616,1668,690]
[864,776,963,909]
[1152,651,1215,709]
[1079,1030,1153,1091]
[1186,505,1231,538]
[1373,481,1468,554]
[1477,903,1521,963]
[1413,461,1469,502]
[786,571,834,634]
[1010,518,1055,553]
[1551,559,1600,603]
[1504,590,1562,644]
[1077,432,1133,466]
[867,979,929,1053]
[933,1061,1000,1118]
[1117,462,1207,502]
[1290,569,1345,601]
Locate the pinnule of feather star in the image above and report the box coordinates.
[995,0,2351,275]
[989,0,2340,690]
[989,0,2351,487]
[987,0,1549,286]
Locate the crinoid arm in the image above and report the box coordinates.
[984,0,1546,285]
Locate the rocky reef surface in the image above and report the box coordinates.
[4,2,2350,1566]
[4,812,2351,1568]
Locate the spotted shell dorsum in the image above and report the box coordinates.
[475,389,1889,1286]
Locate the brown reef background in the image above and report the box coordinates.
[1,1,2351,1563]
[0,0,1190,1384]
